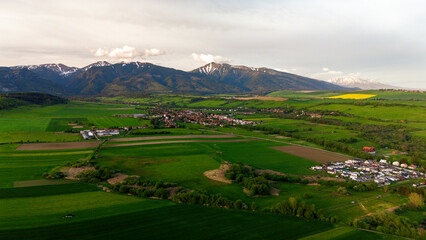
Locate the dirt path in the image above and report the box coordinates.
[104,139,258,147]
[109,134,236,142]
[385,206,400,213]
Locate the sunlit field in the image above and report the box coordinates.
[326,94,376,99]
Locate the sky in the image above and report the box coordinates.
[0,0,425,88]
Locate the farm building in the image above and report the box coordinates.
[362,146,376,153]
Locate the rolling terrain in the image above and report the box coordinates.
[0,90,423,239]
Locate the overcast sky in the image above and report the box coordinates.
[0,0,425,88]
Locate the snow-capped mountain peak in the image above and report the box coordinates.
[326,76,401,90]
[12,63,79,76]
[82,61,111,71]
[193,62,273,75]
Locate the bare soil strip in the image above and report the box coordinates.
[62,166,96,180]
[16,142,102,150]
[110,134,236,142]
[104,139,258,147]
[107,173,130,185]
[203,164,232,184]
[271,145,350,163]
[13,179,74,188]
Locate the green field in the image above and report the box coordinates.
[46,118,89,132]
[88,117,149,129]
[310,104,425,122]
[0,197,334,240]
[0,92,423,239]
[0,148,93,188]
[0,118,50,132]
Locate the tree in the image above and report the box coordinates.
[234,199,244,209]
[250,201,258,211]
[408,193,425,210]
[398,186,410,196]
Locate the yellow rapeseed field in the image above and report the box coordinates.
[326,94,376,99]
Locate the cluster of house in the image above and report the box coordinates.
[80,129,120,139]
[297,110,322,118]
[310,159,424,186]
[148,108,257,127]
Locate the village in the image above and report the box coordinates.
[310,158,425,186]
[80,109,257,139]
[147,108,257,127]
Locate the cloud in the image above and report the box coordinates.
[311,68,344,80]
[93,46,165,61]
[191,53,231,64]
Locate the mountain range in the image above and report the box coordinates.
[326,76,402,90]
[1,61,349,95]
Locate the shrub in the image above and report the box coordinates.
[408,193,425,210]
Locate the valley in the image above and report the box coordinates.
[0,90,424,239]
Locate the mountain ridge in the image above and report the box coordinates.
[326,76,402,90]
[2,61,350,95]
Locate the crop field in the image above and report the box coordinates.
[0,201,337,240]
[0,150,93,188]
[0,190,173,230]
[46,118,88,132]
[310,104,425,121]
[271,145,351,163]
[0,131,82,144]
[268,89,426,100]
[300,227,404,240]
[16,141,101,150]
[110,134,235,142]
[128,127,217,136]
[0,118,50,132]
[326,93,376,99]
[104,139,257,148]
[0,92,424,239]
[0,102,146,119]
[87,117,148,129]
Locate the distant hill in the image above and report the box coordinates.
[326,76,402,90]
[0,92,68,110]
[3,61,349,95]
[0,67,68,95]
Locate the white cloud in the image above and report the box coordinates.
[311,68,344,80]
[191,53,231,64]
[93,46,165,61]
